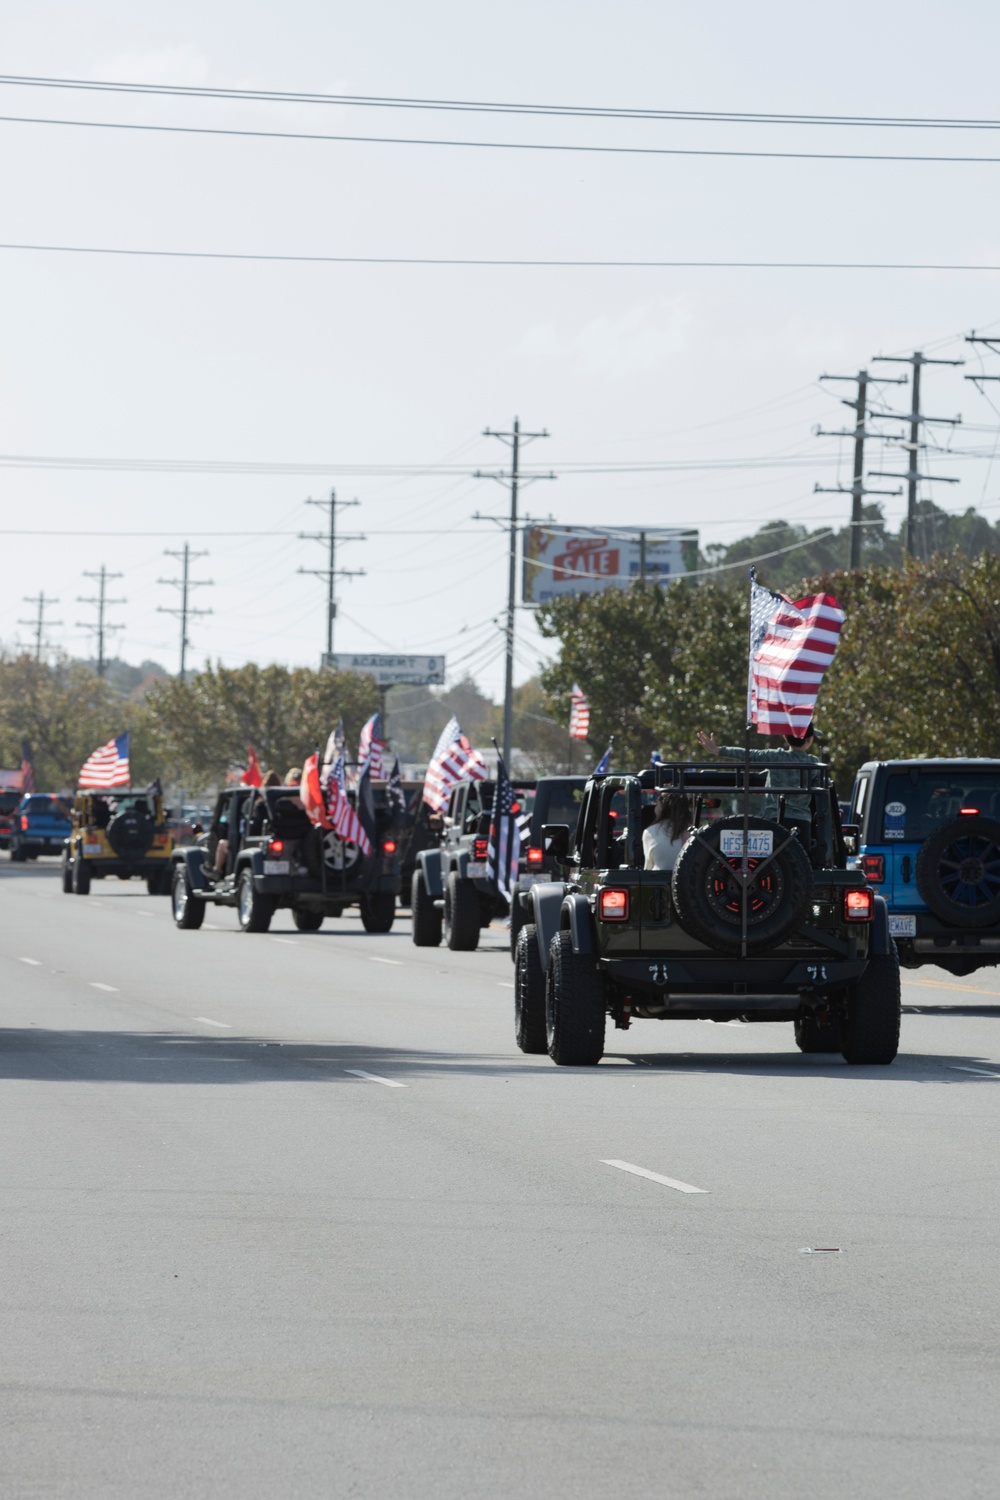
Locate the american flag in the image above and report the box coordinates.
[422,717,488,812]
[386,756,407,817]
[747,576,844,735]
[486,756,521,903]
[325,751,372,854]
[569,684,590,740]
[78,732,130,789]
[358,711,387,780]
[20,738,35,795]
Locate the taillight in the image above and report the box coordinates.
[598,888,629,921]
[268,839,284,854]
[473,838,489,861]
[844,888,873,922]
[861,855,884,884]
[526,845,544,866]
[960,808,979,815]
[21,815,28,830]
[382,839,397,856]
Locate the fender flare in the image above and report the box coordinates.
[530,881,567,969]
[176,846,209,892]
[870,894,891,957]
[561,891,595,957]
[417,848,444,899]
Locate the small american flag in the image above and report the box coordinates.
[20,738,35,794]
[569,684,590,741]
[486,757,521,903]
[358,712,387,780]
[79,733,130,789]
[325,752,371,854]
[423,717,488,812]
[747,576,844,734]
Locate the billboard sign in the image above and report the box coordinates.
[0,768,22,791]
[522,525,699,605]
[322,653,446,686]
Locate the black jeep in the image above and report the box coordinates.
[170,784,401,934]
[410,776,586,953]
[514,761,900,1067]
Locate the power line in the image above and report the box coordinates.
[297,490,365,665]
[2,243,999,274]
[4,74,1000,131]
[9,111,1000,164]
[18,591,61,660]
[157,543,213,679]
[76,565,125,676]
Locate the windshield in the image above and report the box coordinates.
[532,780,586,840]
[881,772,1000,841]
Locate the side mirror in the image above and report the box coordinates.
[542,823,570,862]
[842,823,860,855]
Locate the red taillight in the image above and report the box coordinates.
[960,808,979,815]
[599,888,629,921]
[844,888,874,922]
[21,815,28,830]
[473,838,489,861]
[511,801,521,815]
[268,839,284,854]
[382,839,397,856]
[526,845,544,866]
[861,855,884,884]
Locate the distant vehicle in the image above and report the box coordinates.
[0,788,22,849]
[62,789,174,893]
[848,757,1000,975]
[9,794,72,861]
[170,783,401,933]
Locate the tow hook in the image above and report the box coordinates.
[614,1002,632,1031]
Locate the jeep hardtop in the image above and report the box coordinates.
[170,783,401,933]
[514,761,900,1067]
[848,757,1000,975]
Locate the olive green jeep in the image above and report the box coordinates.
[514,762,900,1067]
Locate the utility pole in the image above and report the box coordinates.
[157,544,213,679]
[299,490,366,665]
[815,369,904,569]
[18,592,62,661]
[473,418,555,769]
[77,566,126,677]
[964,332,1000,393]
[869,350,963,558]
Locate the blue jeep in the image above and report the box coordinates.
[848,758,1000,976]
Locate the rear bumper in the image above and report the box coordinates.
[599,953,867,1009]
[81,857,170,877]
[19,837,69,855]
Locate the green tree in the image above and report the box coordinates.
[0,653,151,790]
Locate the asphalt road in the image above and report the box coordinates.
[2,859,999,1499]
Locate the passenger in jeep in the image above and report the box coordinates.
[642,791,693,871]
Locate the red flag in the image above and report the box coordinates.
[242,745,263,787]
[301,752,332,829]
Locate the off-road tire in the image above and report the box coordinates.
[146,867,171,896]
[509,895,527,959]
[444,871,480,951]
[360,893,396,934]
[292,909,324,932]
[794,1012,843,1053]
[842,942,901,1065]
[61,853,73,893]
[514,924,547,1053]
[237,869,275,933]
[171,865,205,929]
[546,929,605,1066]
[915,816,1000,929]
[672,815,812,955]
[72,856,91,895]
[411,870,442,947]
[9,840,26,863]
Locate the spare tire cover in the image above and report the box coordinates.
[106,806,155,861]
[915,815,1000,929]
[671,815,813,955]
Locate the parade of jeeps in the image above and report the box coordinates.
[6,18,1000,1495]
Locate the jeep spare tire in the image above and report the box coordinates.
[671,815,812,955]
[106,804,155,861]
[915,815,1000,929]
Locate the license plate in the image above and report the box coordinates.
[519,874,545,887]
[83,842,102,854]
[888,914,916,937]
[466,862,487,877]
[720,829,773,858]
[263,860,289,876]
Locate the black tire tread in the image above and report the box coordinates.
[514,924,547,1053]
[842,942,901,1064]
[445,871,480,951]
[546,930,605,1066]
[411,869,443,947]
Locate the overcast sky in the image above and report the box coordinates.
[3,1,1000,700]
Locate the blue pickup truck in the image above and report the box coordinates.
[848,758,1000,976]
[9,793,72,861]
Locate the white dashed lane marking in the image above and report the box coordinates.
[497,982,514,989]
[271,937,297,946]
[344,1069,407,1088]
[89,982,119,992]
[368,956,403,966]
[949,1065,1000,1079]
[18,957,42,966]
[194,1017,233,1029]
[601,1159,708,1195]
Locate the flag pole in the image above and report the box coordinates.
[741,568,756,961]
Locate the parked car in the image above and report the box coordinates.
[9,794,72,861]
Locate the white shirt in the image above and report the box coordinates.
[642,821,691,872]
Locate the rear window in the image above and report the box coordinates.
[25,795,69,818]
[879,772,1000,841]
[531,780,586,838]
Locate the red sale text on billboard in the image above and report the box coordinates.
[523,526,698,605]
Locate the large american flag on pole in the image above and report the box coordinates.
[422,716,488,812]
[486,755,521,904]
[325,751,371,854]
[78,732,130,788]
[747,576,844,735]
[569,684,590,741]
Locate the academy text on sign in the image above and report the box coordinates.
[322,654,446,686]
[522,526,699,605]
